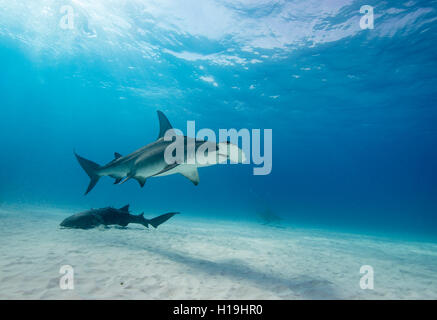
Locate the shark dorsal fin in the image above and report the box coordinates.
[157,110,173,139]
[140,212,144,217]
[114,152,122,159]
[120,204,130,212]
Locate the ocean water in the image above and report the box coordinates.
[1,0,437,299]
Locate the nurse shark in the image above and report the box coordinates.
[60,205,178,229]
[75,111,246,195]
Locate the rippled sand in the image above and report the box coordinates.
[1,206,436,299]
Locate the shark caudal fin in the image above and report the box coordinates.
[148,212,180,228]
[74,152,102,195]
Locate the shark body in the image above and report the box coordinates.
[60,205,179,229]
[75,111,245,195]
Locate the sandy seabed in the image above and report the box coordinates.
[0,206,436,299]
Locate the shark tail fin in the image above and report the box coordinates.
[74,152,102,195]
[148,212,180,229]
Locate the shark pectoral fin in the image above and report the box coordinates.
[157,110,174,139]
[179,166,200,186]
[114,178,122,184]
[134,176,147,188]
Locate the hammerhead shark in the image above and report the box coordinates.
[75,111,245,195]
[60,205,179,229]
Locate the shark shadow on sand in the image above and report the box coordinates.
[130,244,340,299]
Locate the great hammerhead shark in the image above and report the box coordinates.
[75,110,245,195]
[60,205,178,229]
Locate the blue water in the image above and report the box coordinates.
[1,0,436,241]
